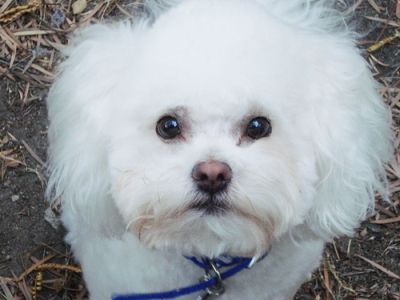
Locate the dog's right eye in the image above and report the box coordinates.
[156,116,181,139]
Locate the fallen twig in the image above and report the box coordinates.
[371,216,400,224]
[355,254,400,280]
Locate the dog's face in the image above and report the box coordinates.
[109,102,317,257]
[105,9,320,258]
[47,1,389,260]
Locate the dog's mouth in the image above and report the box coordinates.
[128,191,274,257]
[188,192,230,215]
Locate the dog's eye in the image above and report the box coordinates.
[156,116,181,139]
[246,117,271,139]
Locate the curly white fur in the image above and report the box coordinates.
[46,0,392,299]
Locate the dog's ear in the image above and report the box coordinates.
[305,44,392,239]
[46,24,142,238]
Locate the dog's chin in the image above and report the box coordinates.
[188,192,231,216]
[129,204,274,258]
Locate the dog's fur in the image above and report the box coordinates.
[46,0,392,299]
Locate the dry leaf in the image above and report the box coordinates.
[72,0,87,15]
[0,149,24,178]
[0,135,9,147]
[0,278,13,300]
[397,0,400,19]
[0,148,15,156]
[0,0,40,24]
[367,0,382,13]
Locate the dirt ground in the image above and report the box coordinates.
[0,0,399,299]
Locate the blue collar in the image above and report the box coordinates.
[112,254,267,300]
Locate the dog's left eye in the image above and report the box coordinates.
[246,117,272,139]
[156,116,181,139]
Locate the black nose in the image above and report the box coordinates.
[192,160,232,193]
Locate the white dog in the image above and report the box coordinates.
[46,0,392,299]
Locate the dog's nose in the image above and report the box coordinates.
[192,160,232,193]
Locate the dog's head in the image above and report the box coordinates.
[108,81,317,257]
[47,0,391,258]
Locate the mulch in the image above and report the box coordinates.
[0,0,399,299]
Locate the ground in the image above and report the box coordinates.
[0,0,399,299]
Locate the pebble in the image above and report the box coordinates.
[51,9,65,27]
[366,223,383,233]
[11,195,19,202]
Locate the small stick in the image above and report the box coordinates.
[368,31,400,52]
[355,254,400,280]
[371,216,400,224]
[21,139,45,167]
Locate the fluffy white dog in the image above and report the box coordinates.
[46,0,392,299]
